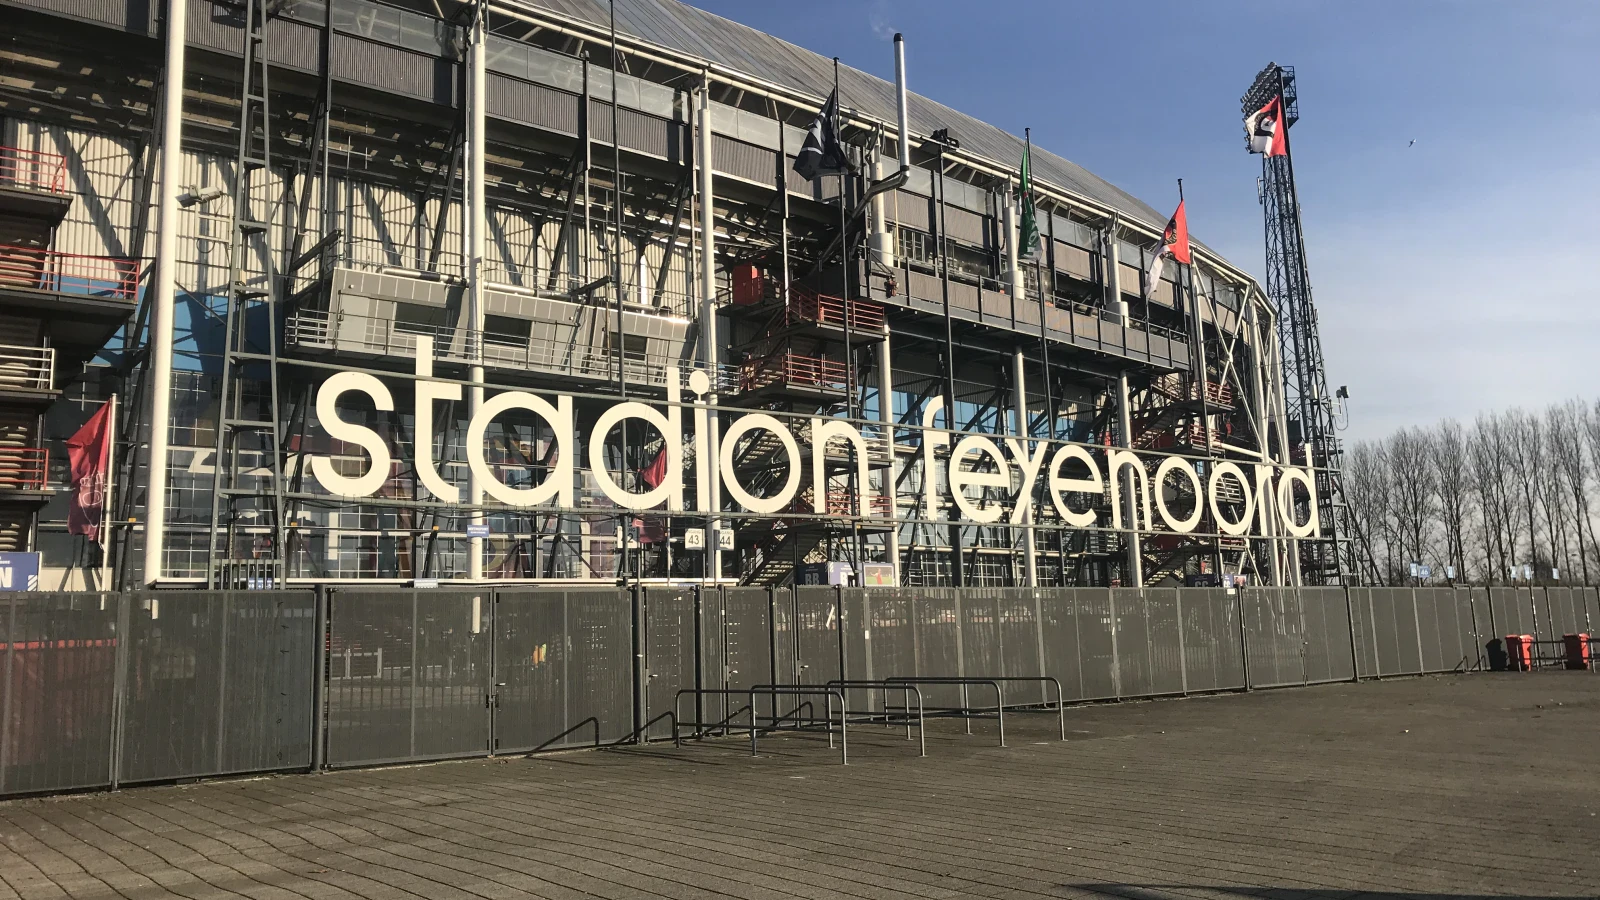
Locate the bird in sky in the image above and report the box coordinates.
[1407,139,1417,147]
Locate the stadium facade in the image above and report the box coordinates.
[0,0,1328,591]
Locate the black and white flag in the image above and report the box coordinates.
[793,89,851,182]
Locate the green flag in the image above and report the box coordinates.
[1017,140,1040,258]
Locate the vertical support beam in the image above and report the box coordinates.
[143,0,187,586]
[697,80,723,581]
[1004,192,1023,304]
[1105,228,1142,587]
[876,325,899,585]
[1013,348,1038,587]
[466,0,487,580]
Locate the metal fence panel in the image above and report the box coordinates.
[1347,588,1376,678]
[1489,587,1531,637]
[325,589,490,767]
[1301,587,1353,684]
[1244,587,1304,688]
[118,591,314,785]
[1464,588,1489,669]
[493,589,633,753]
[1181,588,1245,692]
[913,588,962,706]
[794,586,842,687]
[1582,587,1599,633]
[1427,589,1463,672]
[1,593,118,796]
[960,590,1002,686]
[1394,588,1423,675]
[1145,588,1185,696]
[721,586,775,722]
[864,588,916,709]
[839,588,873,711]
[1075,589,1119,700]
[643,587,694,740]
[1038,590,1085,701]
[1545,588,1579,636]
[1111,588,1151,698]
[996,589,1046,703]
[1370,588,1401,676]
[1414,589,1445,674]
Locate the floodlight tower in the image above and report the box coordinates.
[1241,62,1356,586]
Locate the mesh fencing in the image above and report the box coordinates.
[8,577,1593,797]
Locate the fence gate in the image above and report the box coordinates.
[325,589,493,767]
[492,589,634,752]
[642,587,695,740]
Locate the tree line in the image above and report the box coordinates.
[1344,400,1600,586]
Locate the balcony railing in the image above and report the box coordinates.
[286,308,734,391]
[0,448,48,491]
[0,146,67,194]
[0,245,138,300]
[790,284,885,331]
[0,344,54,391]
[737,352,848,395]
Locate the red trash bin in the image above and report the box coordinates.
[1505,634,1534,671]
[1563,633,1591,671]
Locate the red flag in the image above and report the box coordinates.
[639,446,668,489]
[66,401,112,543]
[1162,200,1191,265]
[1246,96,1288,157]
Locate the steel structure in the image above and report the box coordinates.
[1241,62,1356,585]
[3,0,1312,591]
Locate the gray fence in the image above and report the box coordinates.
[2,583,1593,797]
[0,591,316,797]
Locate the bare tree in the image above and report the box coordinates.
[1545,402,1591,583]
[1388,427,1437,578]
[1345,440,1391,584]
[1429,419,1471,583]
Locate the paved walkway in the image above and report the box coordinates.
[1,674,1597,899]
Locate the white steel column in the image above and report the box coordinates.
[1105,228,1143,587]
[698,82,722,580]
[1004,193,1024,303]
[876,326,899,585]
[466,1,486,580]
[1013,348,1038,587]
[142,0,188,586]
[1249,300,1284,587]
[868,155,894,270]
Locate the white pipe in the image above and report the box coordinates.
[143,0,187,586]
[698,83,722,581]
[467,1,487,580]
[876,326,899,585]
[1004,192,1023,301]
[868,155,894,270]
[1106,231,1142,587]
[1013,349,1038,587]
[893,33,910,170]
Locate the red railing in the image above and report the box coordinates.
[0,146,67,194]
[0,448,49,491]
[784,489,894,519]
[790,284,885,331]
[738,352,848,393]
[0,245,138,300]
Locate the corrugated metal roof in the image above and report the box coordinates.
[510,0,1192,245]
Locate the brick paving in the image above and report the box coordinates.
[1,673,1597,899]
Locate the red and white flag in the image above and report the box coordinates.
[66,401,113,544]
[1145,199,1191,300]
[1246,96,1288,157]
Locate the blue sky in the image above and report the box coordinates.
[688,0,1600,440]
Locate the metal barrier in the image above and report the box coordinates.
[888,675,1067,742]
[823,680,926,756]
[747,685,848,764]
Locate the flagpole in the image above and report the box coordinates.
[100,394,117,589]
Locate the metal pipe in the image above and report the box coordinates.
[893,33,910,170]
[467,0,487,580]
[142,0,187,586]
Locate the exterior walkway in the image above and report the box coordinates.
[1,674,1596,899]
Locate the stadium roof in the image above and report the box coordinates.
[511,0,1195,246]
